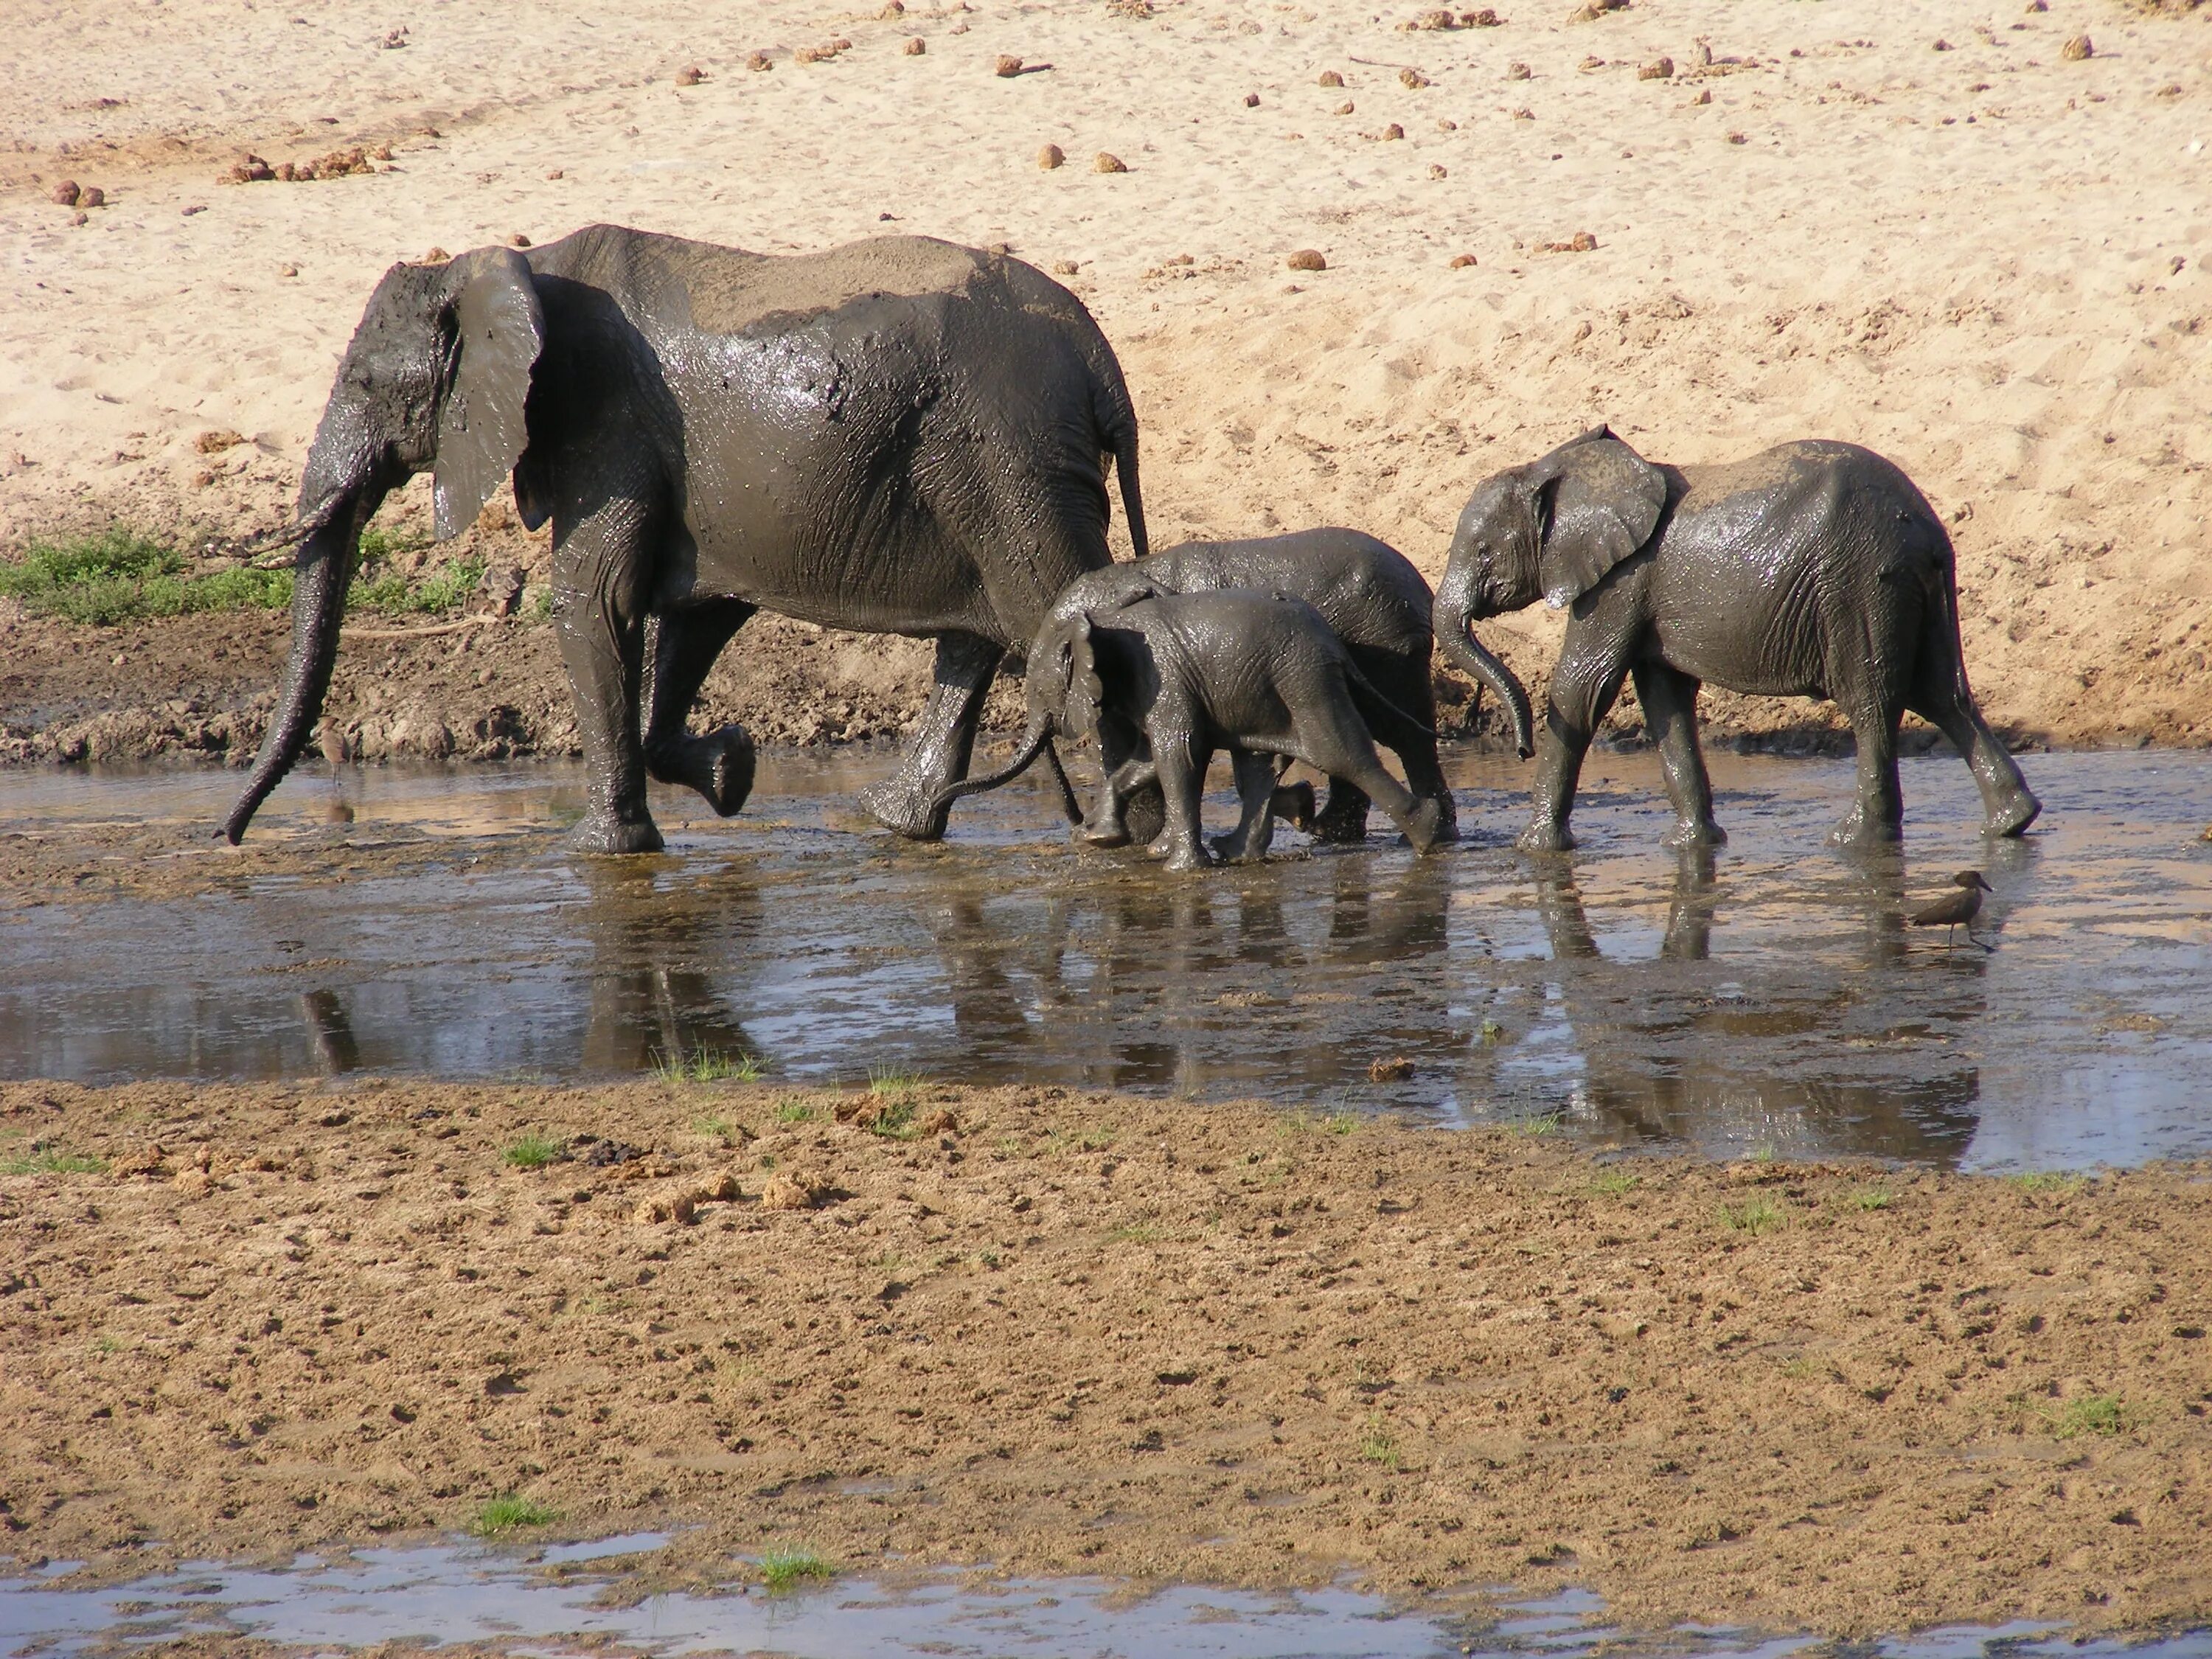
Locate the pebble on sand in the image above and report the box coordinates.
[78,186,106,208]
[1450,252,1477,267]
[881,0,904,13]
[1286,248,1327,271]
[1688,87,1711,104]
[1245,91,1260,105]
[1093,151,1128,173]
[2060,33,2093,59]
[421,247,451,263]
[995,54,1023,75]
[1429,162,1448,177]
[1726,129,1747,143]
[1933,38,1954,51]
[1401,67,1430,88]
[50,181,80,206]
[1537,231,1599,252]
[1318,69,1345,87]
[1335,100,1355,114]
[905,36,925,53]
[746,49,773,70]
[1508,60,1532,78]
[1464,6,1501,21]
[509,234,532,248]
[1381,122,1405,139]
[1052,260,1080,274]
[1039,143,1065,168]
[1438,116,1458,128]
[675,65,704,85]
[1638,55,1673,78]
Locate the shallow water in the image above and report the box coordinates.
[3,745,2209,1171]
[4,1542,2210,1659]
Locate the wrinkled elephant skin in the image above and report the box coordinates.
[224,226,1146,853]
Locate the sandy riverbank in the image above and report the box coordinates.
[3,1080,2208,1635]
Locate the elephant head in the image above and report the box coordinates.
[927,608,1108,821]
[1433,424,1669,759]
[223,246,544,844]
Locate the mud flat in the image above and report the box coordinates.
[3,1079,2208,1637]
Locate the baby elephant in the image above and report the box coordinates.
[1040,529,1465,846]
[1434,425,2041,850]
[932,590,1444,870]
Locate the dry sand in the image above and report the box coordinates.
[3,0,2210,755]
[4,1080,2210,1635]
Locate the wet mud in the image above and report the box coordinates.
[2,748,2208,1169]
[2,1079,2209,1638]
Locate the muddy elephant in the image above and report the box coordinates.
[934,591,1445,870]
[1040,529,1460,846]
[223,225,1145,852]
[1433,425,2040,852]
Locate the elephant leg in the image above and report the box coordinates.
[1296,691,1443,856]
[1211,750,1280,863]
[1357,672,1459,845]
[552,490,664,855]
[643,599,758,817]
[1907,682,2041,838]
[1147,725,1215,872]
[860,631,1005,841]
[1632,661,1724,847]
[1831,700,1906,846]
[1079,717,1148,847]
[1306,778,1372,845]
[1519,646,1628,855]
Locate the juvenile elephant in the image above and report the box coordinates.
[1434,426,2040,852]
[1038,528,1472,846]
[223,226,1144,852]
[933,591,1446,870]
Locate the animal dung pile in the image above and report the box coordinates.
[903,35,925,53]
[50,181,94,206]
[193,429,246,454]
[759,1170,832,1211]
[1093,151,1127,172]
[1450,251,1478,267]
[1508,60,1532,77]
[1536,230,1599,252]
[674,64,704,85]
[1368,1055,1414,1082]
[631,1170,742,1225]
[1380,122,1406,139]
[1286,248,1327,271]
[1038,142,1065,168]
[1567,0,1628,16]
[2060,33,2093,59]
[1400,67,1430,88]
[793,38,852,63]
[1051,259,1079,274]
[1335,101,1355,115]
[995,53,1023,76]
[746,49,772,70]
[1638,55,1674,78]
[1402,6,1502,24]
[1318,68,1345,86]
[223,146,386,184]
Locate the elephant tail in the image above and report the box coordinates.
[1343,655,1436,743]
[1090,357,1148,561]
[1927,529,1981,709]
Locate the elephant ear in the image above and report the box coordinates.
[1065,613,1107,740]
[431,247,544,541]
[1531,425,1666,610]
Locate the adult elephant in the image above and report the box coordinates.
[1432,425,2039,852]
[222,225,1146,852]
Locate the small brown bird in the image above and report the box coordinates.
[1910,869,1994,951]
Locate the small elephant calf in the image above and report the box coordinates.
[933,589,1445,869]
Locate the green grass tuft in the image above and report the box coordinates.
[867,1063,925,1103]
[757,1544,835,1593]
[1846,1185,1894,1211]
[1,1148,106,1176]
[2006,1171,2089,1196]
[653,1047,763,1085]
[774,1099,817,1124]
[500,1133,563,1171]
[468,1494,554,1537]
[1718,1194,1787,1235]
[0,529,292,626]
[1589,1169,1641,1198]
[863,1100,918,1139]
[1359,1413,1402,1471]
[2050,1394,2126,1439]
[1509,1112,1564,1138]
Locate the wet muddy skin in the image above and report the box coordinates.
[3,745,2208,1170]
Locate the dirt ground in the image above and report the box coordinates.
[4,0,2211,768]
[3,1080,2207,1636]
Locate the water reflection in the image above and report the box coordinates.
[1,748,2208,1171]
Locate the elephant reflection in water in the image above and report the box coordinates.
[912,852,1457,1096]
[299,987,361,1075]
[577,863,765,1073]
[1522,851,1990,1164]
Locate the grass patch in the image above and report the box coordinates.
[861,1100,918,1139]
[653,1047,763,1085]
[1508,1112,1563,1138]
[1,1148,106,1176]
[2006,1171,2089,1196]
[774,1099,817,1124]
[757,1544,835,1593]
[500,1133,563,1171]
[468,1494,554,1537]
[1358,1413,1402,1472]
[1589,1169,1641,1198]
[1108,1222,1161,1245]
[0,528,291,626]
[867,1063,925,1103]
[1846,1185,1894,1211]
[2050,1394,2127,1439]
[1718,1194,1787,1236]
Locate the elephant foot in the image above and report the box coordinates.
[1516,819,1576,854]
[1271,780,1318,834]
[1983,791,2042,838]
[1209,825,1273,864]
[859,776,952,843]
[1402,798,1445,857]
[568,810,665,856]
[1826,808,1903,848]
[1079,815,1133,849]
[1150,834,1215,872]
[649,726,757,818]
[1662,818,1728,849]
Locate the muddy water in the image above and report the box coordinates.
[6,1544,2211,1659]
[3,747,2208,1170]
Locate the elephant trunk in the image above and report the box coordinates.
[927,718,1055,818]
[1432,566,1534,759]
[222,453,388,844]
